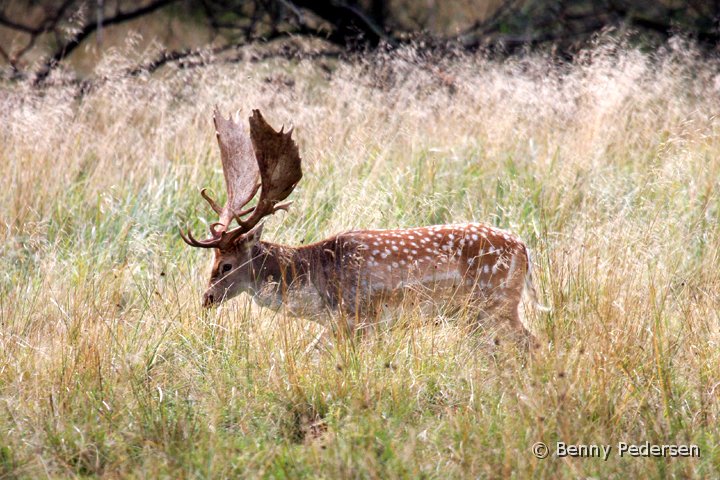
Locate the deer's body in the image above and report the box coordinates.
[240,223,533,335]
[182,109,543,346]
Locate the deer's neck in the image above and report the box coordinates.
[250,240,302,286]
[248,241,314,310]
[247,239,340,320]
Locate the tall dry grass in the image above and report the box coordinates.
[1,39,719,478]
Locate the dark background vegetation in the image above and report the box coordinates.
[1,0,719,83]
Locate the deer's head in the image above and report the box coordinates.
[180,108,302,307]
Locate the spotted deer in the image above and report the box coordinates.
[181,108,546,345]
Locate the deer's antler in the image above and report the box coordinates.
[180,108,302,249]
[210,106,261,228]
[236,109,303,232]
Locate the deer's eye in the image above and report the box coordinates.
[221,264,232,273]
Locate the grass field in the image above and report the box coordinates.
[1,41,719,478]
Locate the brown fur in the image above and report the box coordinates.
[203,223,537,342]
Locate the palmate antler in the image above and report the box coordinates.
[180,108,302,249]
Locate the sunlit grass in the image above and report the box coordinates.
[1,40,719,478]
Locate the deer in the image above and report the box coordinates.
[180,108,546,347]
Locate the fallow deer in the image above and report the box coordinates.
[181,108,546,345]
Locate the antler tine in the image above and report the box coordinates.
[200,188,223,215]
[209,222,226,237]
[237,109,302,232]
[232,200,292,226]
[179,225,222,249]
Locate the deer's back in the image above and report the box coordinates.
[297,223,529,323]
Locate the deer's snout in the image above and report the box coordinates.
[202,292,215,308]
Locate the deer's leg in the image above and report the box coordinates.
[333,290,384,339]
[474,292,538,350]
[503,299,540,351]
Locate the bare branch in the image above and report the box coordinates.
[0,13,40,34]
[34,0,179,84]
[287,0,397,47]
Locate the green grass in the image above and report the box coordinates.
[0,43,719,478]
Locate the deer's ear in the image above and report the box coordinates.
[237,222,264,246]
